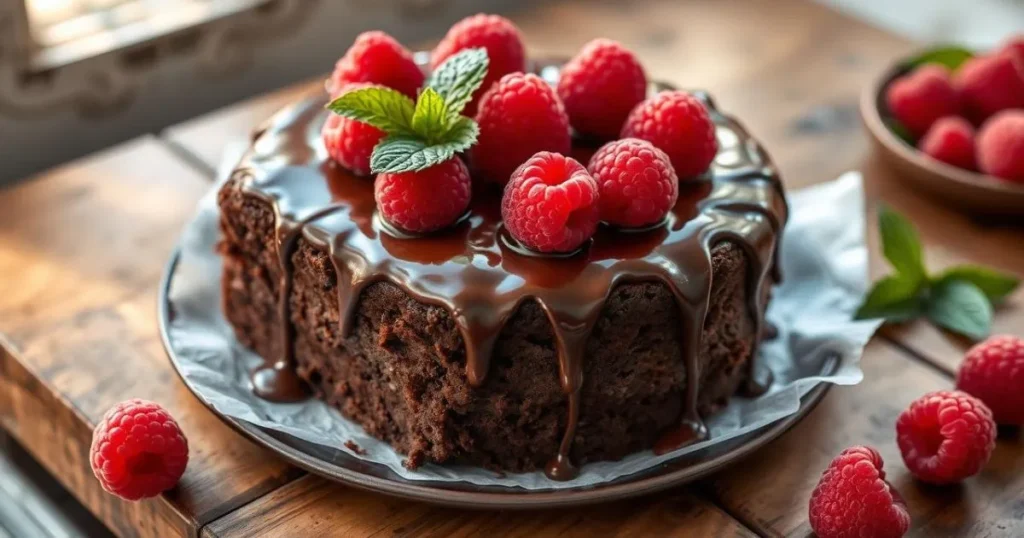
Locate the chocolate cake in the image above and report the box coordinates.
[217,70,787,480]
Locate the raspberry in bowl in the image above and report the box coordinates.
[862,35,1024,215]
[216,19,787,481]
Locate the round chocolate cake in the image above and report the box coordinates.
[217,65,787,480]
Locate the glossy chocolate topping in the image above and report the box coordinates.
[234,67,787,480]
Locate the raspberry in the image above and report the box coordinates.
[620,90,717,179]
[917,116,976,171]
[557,38,647,139]
[885,64,961,138]
[588,138,678,227]
[896,390,996,484]
[322,84,386,176]
[976,109,1024,183]
[326,31,424,99]
[808,446,911,538]
[430,14,526,115]
[1000,35,1024,65]
[375,158,471,233]
[957,335,1024,424]
[471,73,572,184]
[954,52,1024,124]
[501,152,599,253]
[89,399,189,501]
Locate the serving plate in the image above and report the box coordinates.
[861,62,1024,215]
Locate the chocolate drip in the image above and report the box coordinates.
[234,67,786,480]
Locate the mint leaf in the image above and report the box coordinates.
[443,116,479,148]
[855,274,924,322]
[926,279,992,340]
[425,48,489,120]
[370,118,478,174]
[327,87,416,135]
[859,207,1013,338]
[906,46,974,71]
[879,205,926,286]
[935,266,1020,304]
[333,51,486,175]
[411,88,449,143]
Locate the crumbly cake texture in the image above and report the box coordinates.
[217,175,759,472]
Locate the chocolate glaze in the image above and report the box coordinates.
[231,66,787,480]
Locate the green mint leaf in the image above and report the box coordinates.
[926,279,992,341]
[935,266,1020,304]
[425,48,489,120]
[370,119,477,174]
[442,115,479,149]
[371,136,429,173]
[854,274,924,322]
[878,205,926,287]
[906,45,974,71]
[411,88,450,143]
[327,87,416,135]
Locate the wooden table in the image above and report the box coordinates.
[2,0,1022,536]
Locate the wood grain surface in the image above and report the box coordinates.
[202,475,756,538]
[2,0,1023,537]
[709,340,1024,537]
[0,138,302,538]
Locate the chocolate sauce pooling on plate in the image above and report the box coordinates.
[235,67,787,481]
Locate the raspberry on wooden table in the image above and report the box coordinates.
[808,446,911,538]
[375,158,472,233]
[896,390,996,484]
[471,73,572,184]
[89,399,189,501]
[326,31,424,99]
[322,83,386,176]
[884,64,961,138]
[918,116,976,171]
[588,138,678,228]
[430,14,526,115]
[976,110,1024,183]
[557,38,647,140]
[501,152,599,254]
[620,90,718,179]
[954,52,1024,124]
[957,335,1024,425]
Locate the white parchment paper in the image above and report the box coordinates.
[166,155,879,490]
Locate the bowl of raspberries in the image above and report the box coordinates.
[861,35,1024,215]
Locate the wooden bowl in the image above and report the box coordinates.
[860,63,1024,215]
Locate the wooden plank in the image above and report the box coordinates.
[202,474,755,538]
[162,77,322,174]
[707,339,1024,537]
[0,137,302,538]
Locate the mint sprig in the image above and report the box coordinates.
[854,205,1020,340]
[425,47,488,123]
[905,45,974,71]
[326,48,489,174]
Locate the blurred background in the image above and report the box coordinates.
[0,0,1021,184]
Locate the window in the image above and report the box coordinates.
[20,0,269,69]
